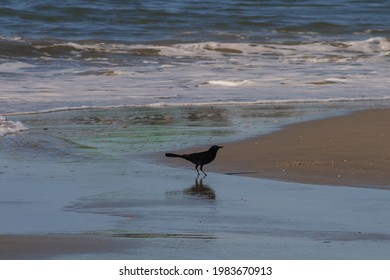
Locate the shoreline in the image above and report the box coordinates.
[166,108,390,189]
[1,106,390,260]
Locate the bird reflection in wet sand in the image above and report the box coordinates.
[183,176,216,200]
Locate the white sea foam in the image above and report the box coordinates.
[30,38,390,58]
[3,95,390,117]
[1,37,389,114]
[347,37,390,54]
[207,80,252,87]
[0,116,28,137]
[147,96,390,107]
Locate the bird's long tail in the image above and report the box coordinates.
[165,153,183,158]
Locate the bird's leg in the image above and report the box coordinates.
[200,165,207,176]
[195,164,200,175]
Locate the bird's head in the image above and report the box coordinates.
[209,145,223,152]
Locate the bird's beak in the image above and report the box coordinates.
[219,146,223,149]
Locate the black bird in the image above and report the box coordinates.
[165,145,223,176]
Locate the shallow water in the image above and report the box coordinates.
[1,103,390,259]
[2,147,390,259]
[4,101,388,155]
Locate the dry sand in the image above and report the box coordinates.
[209,108,390,188]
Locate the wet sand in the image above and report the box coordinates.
[0,234,139,260]
[2,106,390,260]
[205,108,390,188]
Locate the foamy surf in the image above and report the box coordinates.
[207,80,252,87]
[1,37,389,114]
[4,96,390,119]
[0,116,28,137]
[37,37,390,60]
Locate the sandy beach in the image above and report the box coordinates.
[2,0,390,264]
[1,106,390,260]
[195,108,390,189]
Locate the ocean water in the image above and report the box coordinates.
[1,1,390,136]
[0,1,389,143]
[1,0,390,117]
